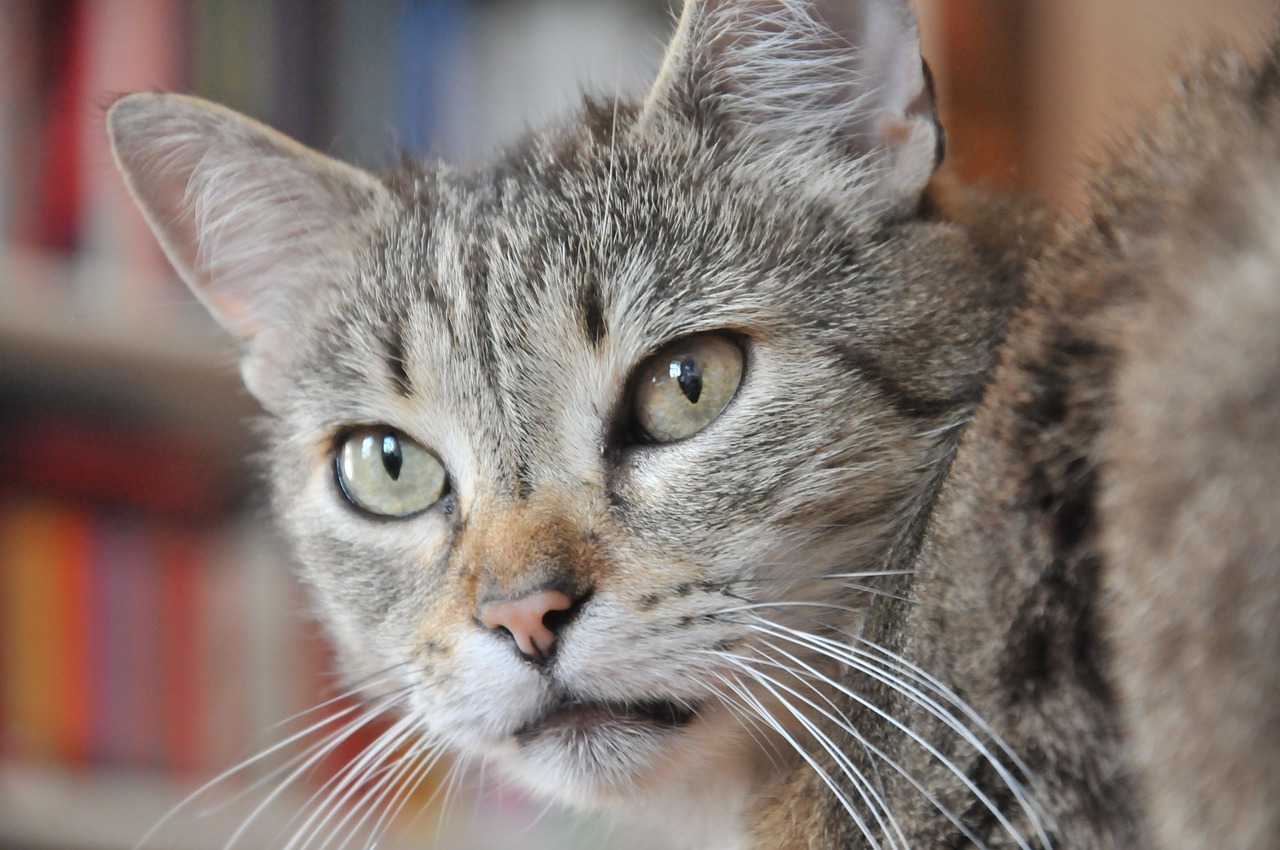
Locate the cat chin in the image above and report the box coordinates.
[503,727,677,805]
[486,698,770,834]
[490,706,696,806]
[490,702,764,850]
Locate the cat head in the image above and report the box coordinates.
[109,0,1007,823]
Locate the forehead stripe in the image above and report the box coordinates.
[384,319,413,398]
[579,276,608,347]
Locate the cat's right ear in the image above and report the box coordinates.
[107,94,391,407]
[643,0,941,220]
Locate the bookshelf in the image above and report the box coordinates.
[0,251,254,437]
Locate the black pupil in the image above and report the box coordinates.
[381,434,403,481]
[677,357,703,404]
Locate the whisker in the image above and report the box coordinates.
[134,679,411,849]
[433,752,476,846]
[222,689,414,850]
[360,738,453,850]
[734,602,1045,807]
[746,620,1046,849]
[781,622,1045,798]
[702,678,792,778]
[720,650,917,849]
[218,679,417,804]
[284,710,424,850]
[729,646,991,849]
[257,662,415,736]
[324,718,440,850]
[713,599,880,618]
[733,569,913,582]
[853,639,1045,788]
[708,669,886,850]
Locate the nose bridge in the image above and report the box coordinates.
[461,494,599,605]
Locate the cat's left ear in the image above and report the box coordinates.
[643,0,942,220]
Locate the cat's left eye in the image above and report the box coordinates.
[336,427,448,518]
[631,334,744,443]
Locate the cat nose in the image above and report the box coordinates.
[479,589,577,664]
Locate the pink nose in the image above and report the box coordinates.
[479,589,575,664]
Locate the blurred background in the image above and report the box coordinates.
[0,1,1273,848]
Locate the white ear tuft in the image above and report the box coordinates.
[644,0,942,218]
[107,93,391,338]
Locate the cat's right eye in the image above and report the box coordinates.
[336,427,448,518]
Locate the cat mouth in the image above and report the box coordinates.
[513,697,699,742]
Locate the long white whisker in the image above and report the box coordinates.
[222,690,413,850]
[360,733,451,850]
[855,638,1045,785]
[707,670,884,850]
[713,600,879,617]
[702,679,792,777]
[773,619,1049,838]
[747,620,1044,849]
[325,721,438,850]
[721,653,909,849]
[261,663,415,736]
[433,752,475,846]
[286,710,424,850]
[744,604,1044,797]
[732,646,991,849]
[729,569,913,581]
[134,679,410,849]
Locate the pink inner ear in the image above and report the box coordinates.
[204,288,264,338]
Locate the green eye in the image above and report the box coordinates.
[632,335,743,443]
[336,427,448,517]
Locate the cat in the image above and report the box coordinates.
[106,1,1280,849]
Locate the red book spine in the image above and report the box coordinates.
[34,0,87,252]
[0,410,239,519]
[85,511,114,766]
[196,525,250,780]
[79,0,186,292]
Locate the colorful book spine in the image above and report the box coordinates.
[0,498,66,761]
[77,0,187,304]
[26,0,88,254]
[0,494,285,776]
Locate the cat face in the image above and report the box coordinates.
[109,0,1009,823]
[260,111,998,804]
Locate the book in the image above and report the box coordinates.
[77,0,186,305]
[28,0,88,254]
[0,405,242,519]
[0,498,71,762]
[0,0,38,247]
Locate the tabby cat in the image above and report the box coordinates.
[107,0,1280,848]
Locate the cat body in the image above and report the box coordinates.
[107,1,1279,848]
[750,43,1280,850]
